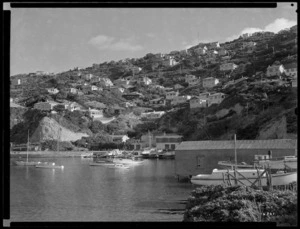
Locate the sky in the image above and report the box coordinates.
[10,3,297,75]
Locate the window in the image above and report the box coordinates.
[165,144,170,150]
[171,144,175,150]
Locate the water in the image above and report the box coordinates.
[10,158,194,222]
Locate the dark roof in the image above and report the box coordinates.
[176,139,297,150]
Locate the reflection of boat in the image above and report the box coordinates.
[191,168,297,186]
[255,155,297,170]
[218,161,256,169]
[35,162,64,169]
[107,163,130,169]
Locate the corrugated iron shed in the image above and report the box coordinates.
[176,139,297,150]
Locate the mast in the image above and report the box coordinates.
[234,134,237,166]
[27,130,29,163]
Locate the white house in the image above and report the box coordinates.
[207,42,220,49]
[194,47,207,55]
[69,88,78,94]
[138,76,152,85]
[91,85,99,91]
[100,77,113,87]
[266,64,285,77]
[189,97,207,109]
[88,108,103,120]
[166,91,179,100]
[284,63,297,78]
[202,77,219,88]
[207,93,226,106]
[241,33,251,39]
[110,135,130,143]
[220,63,238,71]
[47,88,59,94]
[171,95,191,106]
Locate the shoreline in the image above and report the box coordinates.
[10,151,94,158]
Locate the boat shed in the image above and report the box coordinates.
[175,139,297,179]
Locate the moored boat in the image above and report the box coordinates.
[218,161,256,169]
[35,162,64,169]
[107,163,130,169]
[191,168,297,187]
[14,161,43,166]
[255,155,297,170]
[158,151,175,159]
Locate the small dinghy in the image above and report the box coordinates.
[35,162,64,169]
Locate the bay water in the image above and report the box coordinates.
[10,158,194,222]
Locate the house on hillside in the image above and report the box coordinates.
[202,77,219,88]
[110,86,125,93]
[241,33,251,39]
[155,133,183,150]
[220,63,238,71]
[189,96,207,109]
[218,48,228,56]
[194,47,207,55]
[171,95,191,106]
[175,139,297,179]
[113,78,130,87]
[47,88,59,94]
[137,76,152,85]
[91,85,101,91]
[266,64,285,77]
[199,92,211,100]
[84,74,94,80]
[122,92,143,100]
[88,108,103,119]
[174,84,184,90]
[149,97,166,108]
[69,88,78,94]
[187,77,200,86]
[207,42,220,49]
[166,91,179,100]
[207,93,226,106]
[100,77,113,87]
[284,62,297,78]
[241,41,257,49]
[110,134,130,143]
[163,57,178,66]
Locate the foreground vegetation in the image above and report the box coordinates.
[183,184,297,226]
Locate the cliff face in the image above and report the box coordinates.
[30,117,89,142]
[257,116,287,140]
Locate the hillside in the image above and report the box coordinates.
[10,25,298,149]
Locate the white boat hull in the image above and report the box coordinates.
[191,169,297,187]
[35,165,64,169]
[15,161,42,166]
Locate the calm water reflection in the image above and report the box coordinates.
[10,158,193,221]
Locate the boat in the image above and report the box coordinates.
[191,168,297,187]
[255,155,297,170]
[35,162,64,169]
[158,151,175,159]
[218,161,256,169]
[14,130,42,166]
[112,158,144,165]
[80,152,94,158]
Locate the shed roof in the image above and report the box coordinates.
[176,139,297,150]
